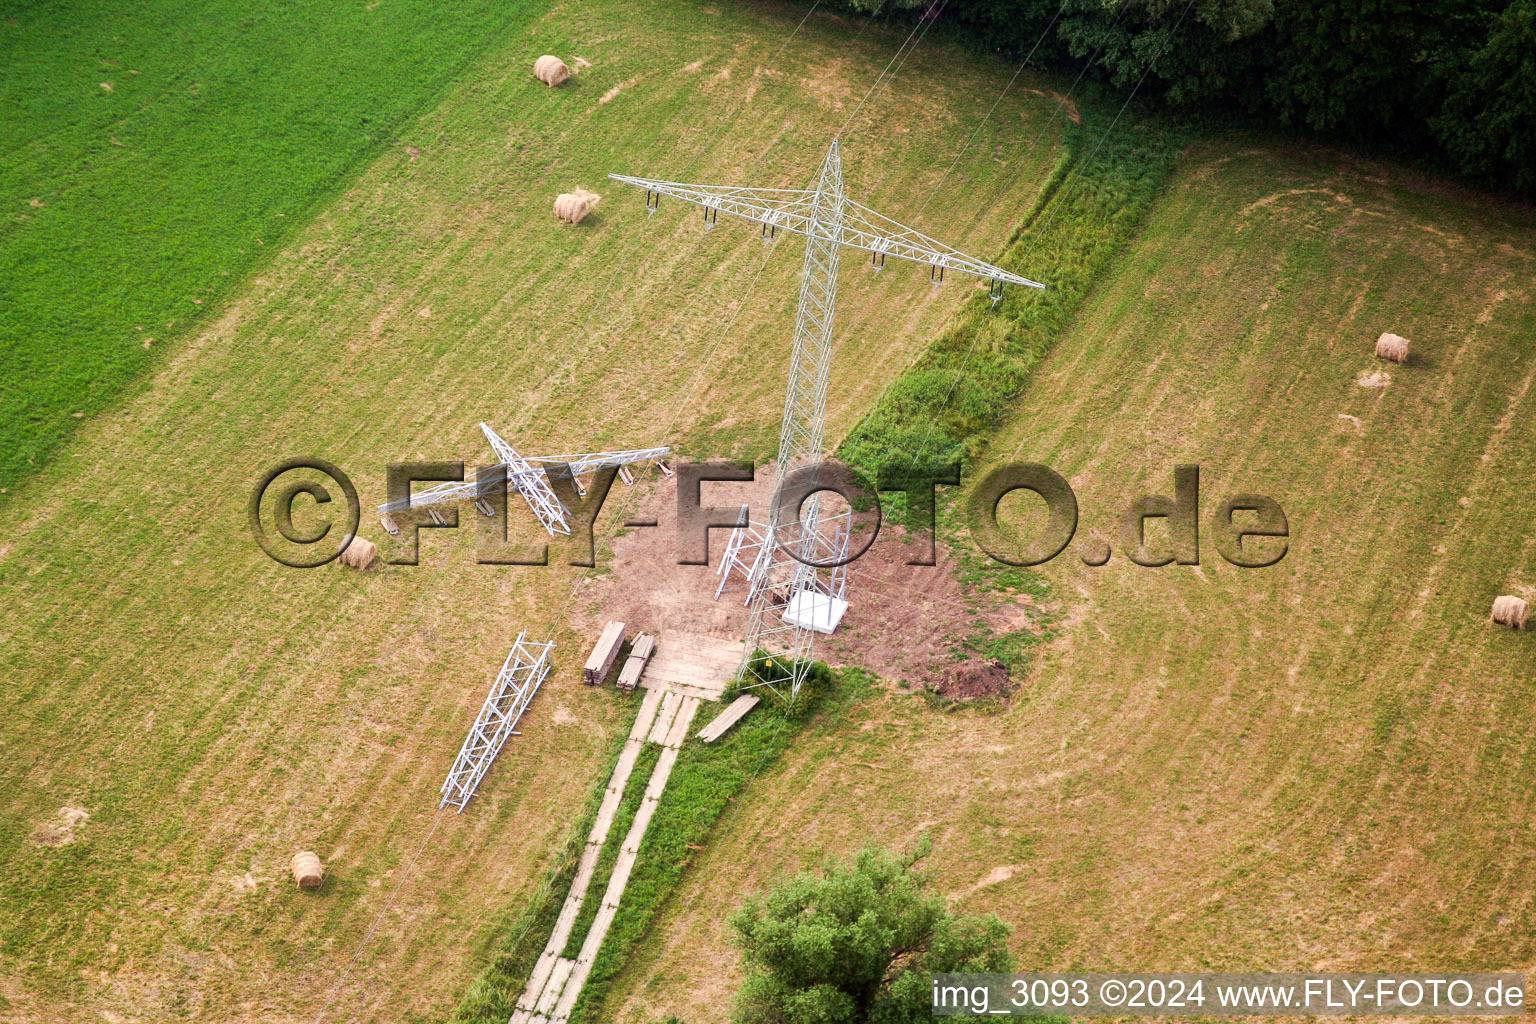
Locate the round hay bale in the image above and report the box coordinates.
[1491,595,1529,630]
[338,536,377,570]
[553,188,601,224]
[1375,332,1410,364]
[291,851,324,889]
[533,55,571,87]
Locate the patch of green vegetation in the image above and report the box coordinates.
[836,101,1183,681]
[729,653,838,718]
[957,624,1051,678]
[447,668,874,1024]
[839,104,1186,479]
[444,678,802,1024]
[729,841,1067,1024]
[941,491,1054,600]
[0,0,536,495]
[561,742,660,959]
[569,668,877,1023]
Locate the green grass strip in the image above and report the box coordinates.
[568,669,877,1024]
[445,692,639,1024]
[448,669,876,1024]
[560,743,661,960]
[839,103,1187,478]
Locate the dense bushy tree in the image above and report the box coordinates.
[800,0,1536,195]
[1434,0,1536,192]
[1056,0,1271,105]
[728,846,1017,1024]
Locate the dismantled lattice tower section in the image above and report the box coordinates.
[440,631,555,811]
[377,422,671,537]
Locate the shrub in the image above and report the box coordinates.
[728,844,1029,1024]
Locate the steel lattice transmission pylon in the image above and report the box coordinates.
[611,139,1043,701]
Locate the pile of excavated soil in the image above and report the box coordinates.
[932,658,1014,700]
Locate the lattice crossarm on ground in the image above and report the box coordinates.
[480,423,571,536]
[375,468,504,515]
[528,447,673,478]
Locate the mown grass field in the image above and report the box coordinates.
[607,144,1536,1021]
[0,0,1071,1020]
[0,0,540,497]
[12,0,1536,1021]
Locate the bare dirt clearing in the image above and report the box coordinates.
[588,470,1044,691]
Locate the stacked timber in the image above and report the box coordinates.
[584,621,626,685]
[616,633,655,691]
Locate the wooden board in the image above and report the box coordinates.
[647,691,681,745]
[554,956,596,1023]
[651,681,723,703]
[697,694,760,742]
[630,632,656,661]
[547,893,584,953]
[615,633,656,691]
[521,951,560,1012]
[612,736,644,787]
[623,798,659,855]
[583,620,626,685]
[627,687,664,742]
[640,631,746,701]
[587,785,624,846]
[535,957,575,1014]
[616,657,642,691]
[663,696,700,748]
[571,843,601,895]
[644,746,679,801]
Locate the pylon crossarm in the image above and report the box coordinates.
[377,471,502,514]
[479,423,571,536]
[608,175,1043,290]
[840,200,1044,288]
[607,176,819,229]
[619,139,1047,704]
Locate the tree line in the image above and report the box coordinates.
[825,0,1535,196]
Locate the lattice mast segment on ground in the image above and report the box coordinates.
[377,422,670,537]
